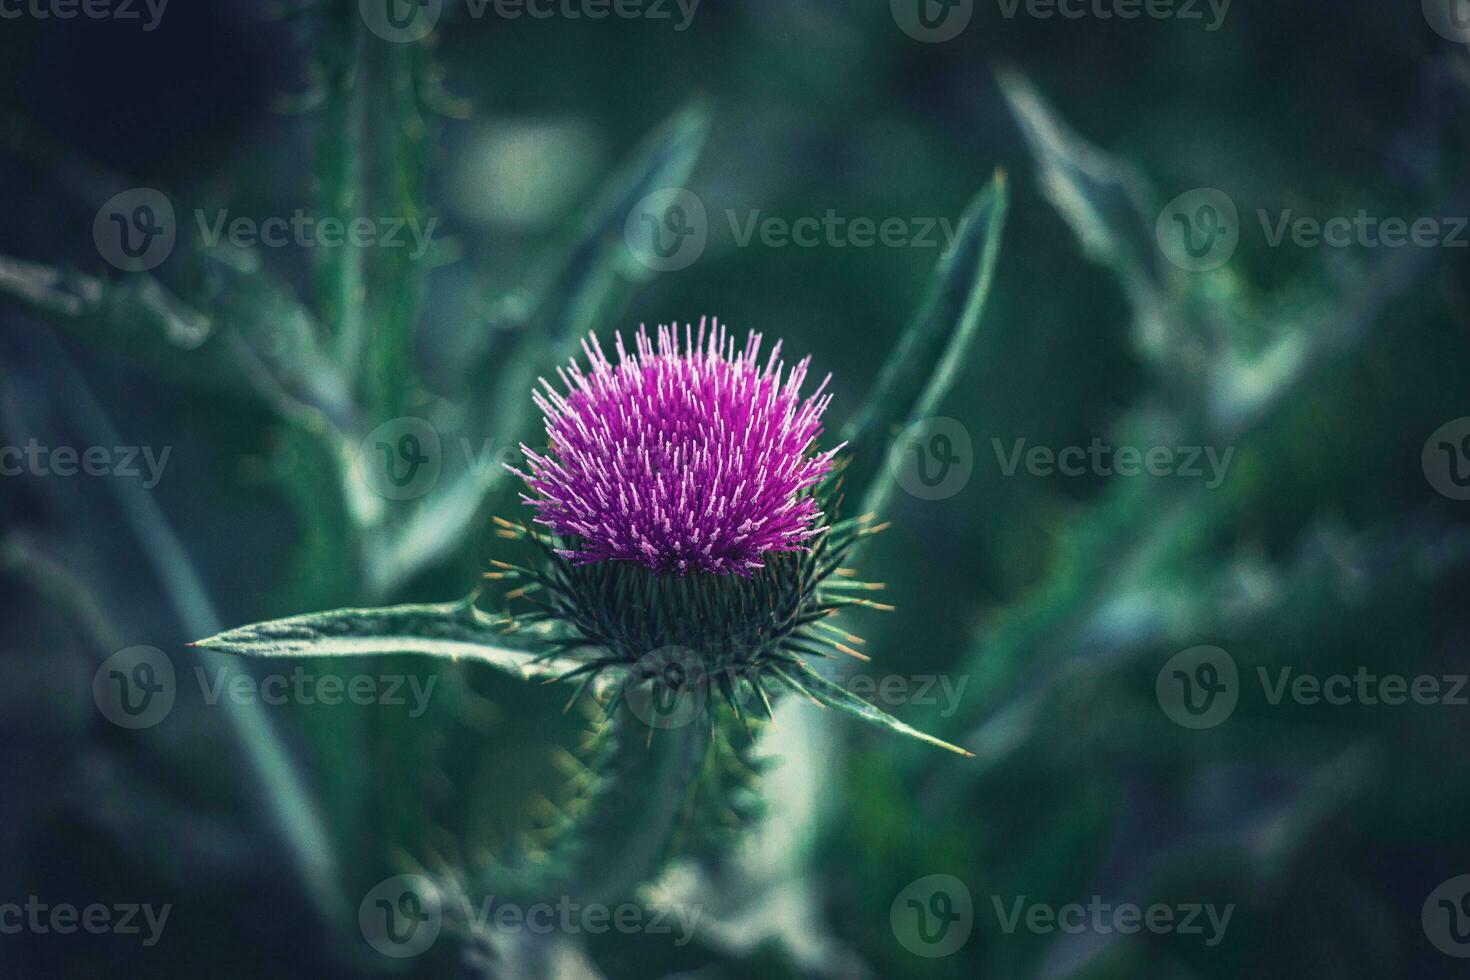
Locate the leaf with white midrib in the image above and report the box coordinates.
[195,598,589,683]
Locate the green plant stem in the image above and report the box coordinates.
[318,8,367,379]
[515,714,710,907]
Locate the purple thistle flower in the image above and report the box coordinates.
[511,319,842,576]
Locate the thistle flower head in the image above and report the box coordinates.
[489,325,965,754]
[512,319,841,576]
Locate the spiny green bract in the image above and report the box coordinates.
[487,493,889,725]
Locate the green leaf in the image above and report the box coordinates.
[996,68,1162,302]
[0,255,221,379]
[194,597,592,684]
[996,68,1216,413]
[775,662,973,757]
[0,250,355,435]
[838,170,1009,523]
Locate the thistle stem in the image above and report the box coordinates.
[517,712,710,907]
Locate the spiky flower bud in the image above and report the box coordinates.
[500,320,885,718]
[512,319,841,576]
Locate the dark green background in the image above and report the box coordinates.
[3,0,1469,976]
